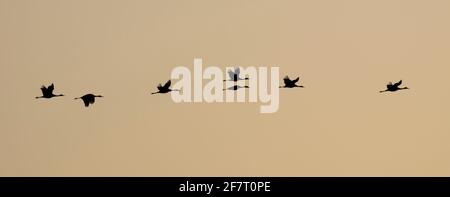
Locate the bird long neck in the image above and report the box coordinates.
[54,94,64,97]
[35,96,43,99]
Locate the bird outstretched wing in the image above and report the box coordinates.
[40,85,47,94]
[228,69,235,80]
[157,83,163,91]
[394,80,402,87]
[292,77,300,83]
[79,95,96,107]
[83,99,90,107]
[283,76,291,84]
[234,67,240,76]
[386,82,393,89]
[162,80,171,89]
[47,83,54,93]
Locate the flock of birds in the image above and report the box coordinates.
[35,84,103,107]
[35,67,409,107]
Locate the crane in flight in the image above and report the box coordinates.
[280,76,304,88]
[35,83,64,99]
[75,94,103,107]
[151,80,180,95]
[223,67,250,82]
[223,85,250,91]
[379,80,409,93]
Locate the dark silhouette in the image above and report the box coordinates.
[223,67,249,82]
[75,94,103,107]
[280,76,304,88]
[223,85,250,91]
[35,83,64,99]
[380,80,409,93]
[151,80,180,94]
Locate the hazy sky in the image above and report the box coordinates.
[1,0,450,176]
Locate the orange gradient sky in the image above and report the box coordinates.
[1,0,450,176]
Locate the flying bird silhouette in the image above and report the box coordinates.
[379,80,409,93]
[75,94,103,107]
[280,76,304,88]
[223,85,250,91]
[151,80,180,94]
[35,83,64,99]
[223,67,249,82]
